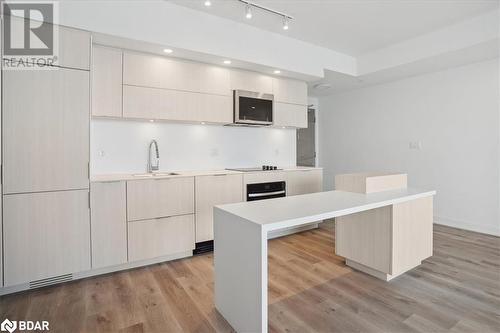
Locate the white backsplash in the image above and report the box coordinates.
[91,119,297,174]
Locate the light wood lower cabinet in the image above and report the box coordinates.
[2,68,90,194]
[90,181,127,269]
[195,174,243,242]
[274,102,307,128]
[286,169,323,196]
[127,177,195,221]
[128,215,195,262]
[3,190,91,287]
[123,85,232,124]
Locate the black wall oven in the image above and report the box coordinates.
[247,181,286,201]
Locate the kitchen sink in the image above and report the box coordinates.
[132,172,180,177]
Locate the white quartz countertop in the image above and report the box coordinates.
[215,188,436,232]
[90,167,322,182]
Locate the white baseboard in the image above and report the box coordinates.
[434,216,500,237]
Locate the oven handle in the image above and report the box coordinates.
[248,190,286,198]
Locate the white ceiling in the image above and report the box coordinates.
[172,0,498,56]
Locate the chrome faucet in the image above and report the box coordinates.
[147,139,160,173]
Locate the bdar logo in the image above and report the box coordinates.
[0,319,17,333]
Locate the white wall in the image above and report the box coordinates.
[91,119,296,174]
[319,59,500,235]
[58,1,355,78]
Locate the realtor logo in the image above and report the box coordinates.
[2,1,59,69]
[0,319,17,333]
[0,318,49,332]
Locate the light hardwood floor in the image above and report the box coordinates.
[1,223,499,333]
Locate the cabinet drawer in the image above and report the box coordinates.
[127,177,194,221]
[128,215,195,262]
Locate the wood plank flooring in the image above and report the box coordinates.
[1,223,499,332]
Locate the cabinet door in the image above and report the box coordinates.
[123,85,232,123]
[92,45,123,117]
[57,25,91,70]
[230,70,273,94]
[128,215,195,262]
[5,17,90,70]
[274,102,307,128]
[195,174,243,242]
[123,52,230,96]
[272,78,308,105]
[286,170,323,196]
[3,190,91,286]
[90,181,127,269]
[3,68,90,194]
[127,177,195,221]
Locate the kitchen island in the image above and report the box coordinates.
[214,173,436,333]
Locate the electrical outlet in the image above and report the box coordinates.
[98,150,105,157]
[409,141,422,150]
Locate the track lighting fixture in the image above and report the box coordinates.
[236,0,293,30]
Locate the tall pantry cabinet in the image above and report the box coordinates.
[1,21,91,287]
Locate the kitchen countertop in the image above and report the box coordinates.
[90,166,322,182]
[215,187,436,232]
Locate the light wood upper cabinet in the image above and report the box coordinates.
[90,181,127,269]
[57,25,91,70]
[272,78,308,105]
[230,70,273,94]
[123,52,230,96]
[286,170,323,196]
[4,17,90,70]
[92,45,123,117]
[128,214,195,262]
[123,85,232,124]
[195,174,243,242]
[3,190,91,286]
[127,177,195,221]
[274,102,307,128]
[3,68,90,194]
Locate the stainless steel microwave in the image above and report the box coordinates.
[233,90,273,126]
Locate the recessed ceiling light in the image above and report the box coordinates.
[163,48,173,54]
[204,0,211,7]
[201,122,206,125]
[274,70,281,74]
[223,60,231,65]
[149,119,155,122]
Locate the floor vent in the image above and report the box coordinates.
[29,274,73,289]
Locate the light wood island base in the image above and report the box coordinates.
[335,172,433,282]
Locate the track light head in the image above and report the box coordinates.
[282,16,289,30]
[245,5,252,19]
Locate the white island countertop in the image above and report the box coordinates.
[216,187,436,232]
